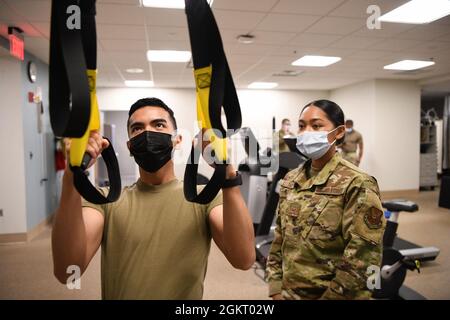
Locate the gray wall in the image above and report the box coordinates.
[0,36,56,232]
[20,52,56,230]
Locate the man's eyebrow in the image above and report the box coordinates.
[129,121,145,128]
[150,118,168,124]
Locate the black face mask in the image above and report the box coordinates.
[129,131,174,173]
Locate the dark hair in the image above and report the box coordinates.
[346,119,354,126]
[127,97,177,131]
[281,118,290,125]
[301,99,345,145]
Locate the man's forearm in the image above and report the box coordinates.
[51,169,88,283]
[222,169,255,270]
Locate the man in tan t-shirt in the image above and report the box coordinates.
[340,119,364,166]
[51,97,255,299]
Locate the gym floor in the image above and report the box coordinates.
[0,190,449,300]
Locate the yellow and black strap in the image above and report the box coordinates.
[50,0,121,204]
[184,0,242,204]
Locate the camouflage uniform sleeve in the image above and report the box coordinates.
[320,175,386,300]
[266,205,283,297]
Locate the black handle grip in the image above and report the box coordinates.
[80,152,92,171]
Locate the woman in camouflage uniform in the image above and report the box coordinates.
[267,100,386,300]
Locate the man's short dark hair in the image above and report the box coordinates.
[282,118,290,125]
[127,97,178,131]
[346,119,354,126]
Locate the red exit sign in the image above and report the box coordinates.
[8,27,24,61]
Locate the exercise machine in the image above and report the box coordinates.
[254,137,305,267]
[373,199,440,300]
[238,127,274,230]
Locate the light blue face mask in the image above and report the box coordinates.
[296,127,341,160]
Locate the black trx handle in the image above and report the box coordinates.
[183,0,242,204]
[50,0,121,204]
[71,138,122,204]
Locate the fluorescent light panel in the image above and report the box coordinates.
[124,80,154,87]
[379,0,450,24]
[292,55,341,67]
[142,0,214,9]
[147,50,191,62]
[383,60,435,71]
[248,82,278,89]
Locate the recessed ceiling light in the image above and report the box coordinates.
[126,68,144,74]
[378,0,450,24]
[124,80,154,87]
[292,55,341,67]
[237,34,255,44]
[383,60,435,71]
[147,50,192,63]
[142,0,214,9]
[248,82,278,89]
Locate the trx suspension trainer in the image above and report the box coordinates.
[49,0,121,204]
[183,0,242,204]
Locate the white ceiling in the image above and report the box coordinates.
[1,0,450,93]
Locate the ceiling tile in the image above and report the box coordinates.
[98,24,146,40]
[347,50,392,60]
[227,43,278,56]
[213,10,266,30]
[305,17,366,35]
[213,0,278,12]
[100,39,147,51]
[30,22,50,38]
[220,29,296,45]
[4,0,50,22]
[256,13,321,32]
[368,38,427,52]
[144,8,187,27]
[328,0,409,18]
[97,3,145,25]
[435,32,450,42]
[0,1,22,22]
[98,0,139,4]
[152,62,186,75]
[147,40,190,51]
[272,0,346,15]
[291,33,343,47]
[395,24,450,41]
[147,26,189,42]
[351,23,414,38]
[329,35,383,49]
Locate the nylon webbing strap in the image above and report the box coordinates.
[50,0,121,204]
[183,0,242,204]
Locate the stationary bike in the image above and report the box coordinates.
[372,199,440,300]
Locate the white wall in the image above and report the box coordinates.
[374,80,420,191]
[330,80,376,174]
[331,79,421,191]
[97,88,328,180]
[0,57,27,234]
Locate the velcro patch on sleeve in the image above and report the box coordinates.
[364,207,383,230]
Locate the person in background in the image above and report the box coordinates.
[278,118,295,153]
[340,119,364,167]
[266,100,385,300]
